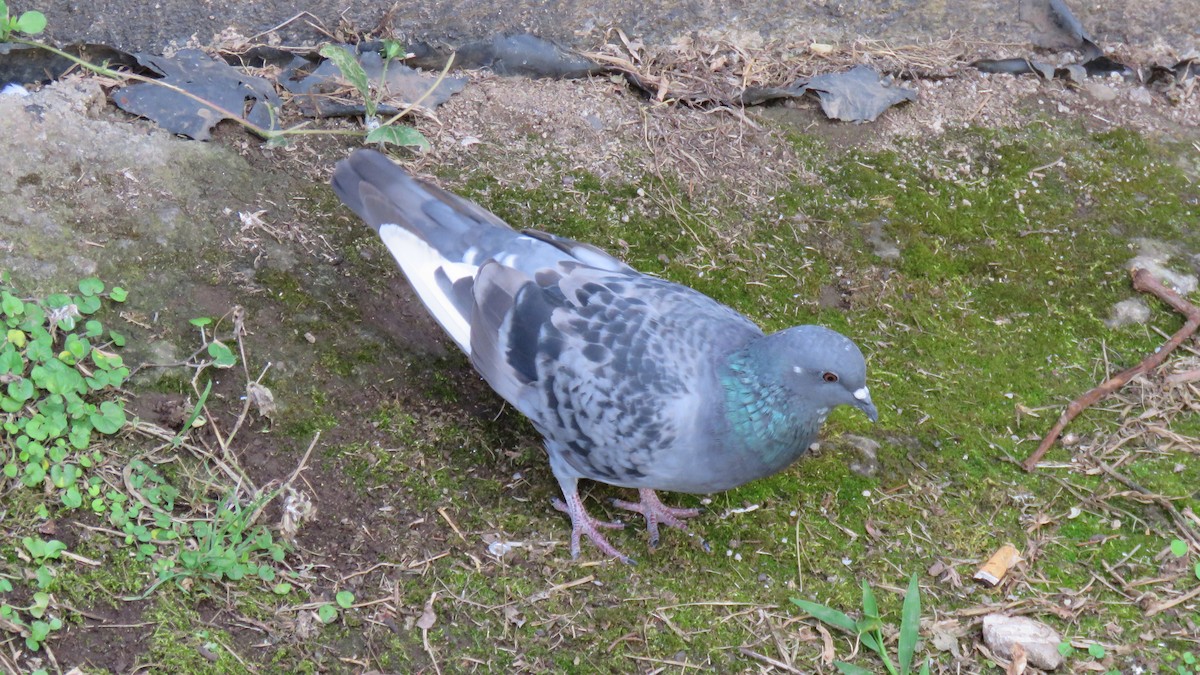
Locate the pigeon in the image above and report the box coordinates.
[331,149,878,562]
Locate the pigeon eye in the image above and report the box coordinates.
[822,372,839,383]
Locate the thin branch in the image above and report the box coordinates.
[1023,268,1200,471]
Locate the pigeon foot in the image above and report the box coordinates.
[611,488,702,548]
[552,494,632,563]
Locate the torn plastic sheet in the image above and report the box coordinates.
[279,44,467,118]
[741,65,916,122]
[1019,0,1101,58]
[0,42,140,86]
[1148,59,1199,85]
[975,0,1133,81]
[973,55,1131,82]
[409,33,602,78]
[112,49,280,140]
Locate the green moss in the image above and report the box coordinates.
[144,596,251,673]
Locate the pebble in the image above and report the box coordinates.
[1084,82,1118,102]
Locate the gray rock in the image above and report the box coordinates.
[982,614,1064,670]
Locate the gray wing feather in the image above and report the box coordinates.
[485,263,763,488]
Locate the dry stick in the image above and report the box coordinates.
[738,647,805,674]
[1146,583,1200,617]
[245,431,321,528]
[1097,462,1200,549]
[1023,268,1200,471]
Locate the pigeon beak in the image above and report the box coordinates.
[852,387,879,423]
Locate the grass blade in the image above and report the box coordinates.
[790,598,858,633]
[861,580,879,620]
[860,630,882,653]
[171,378,211,447]
[835,662,875,675]
[898,573,921,675]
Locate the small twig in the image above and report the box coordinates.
[58,550,102,566]
[244,10,326,42]
[626,655,705,670]
[436,507,467,543]
[1027,156,1064,176]
[1165,368,1200,384]
[525,575,595,604]
[1145,584,1200,617]
[1097,463,1200,549]
[1023,268,1200,471]
[246,431,320,527]
[739,647,805,673]
[420,592,442,675]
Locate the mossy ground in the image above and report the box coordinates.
[3,112,1198,673]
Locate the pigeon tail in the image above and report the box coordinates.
[331,150,633,354]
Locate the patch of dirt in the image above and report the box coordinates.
[51,597,149,674]
[416,73,805,215]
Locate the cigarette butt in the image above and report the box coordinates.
[809,43,835,56]
[974,544,1021,586]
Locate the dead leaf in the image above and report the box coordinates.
[416,593,438,631]
[930,619,966,658]
[503,605,526,628]
[815,623,835,665]
[247,382,277,418]
[1006,642,1027,675]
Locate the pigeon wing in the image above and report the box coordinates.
[469,259,763,488]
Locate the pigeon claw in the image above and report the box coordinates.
[551,496,633,564]
[611,488,702,550]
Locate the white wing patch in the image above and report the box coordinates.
[379,224,476,354]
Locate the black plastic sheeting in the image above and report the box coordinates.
[3,19,1196,139]
[410,33,602,78]
[277,45,467,118]
[973,0,1134,82]
[111,49,281,140]
[742,65,917,123]
[0,42,141,83]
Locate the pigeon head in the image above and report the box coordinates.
[762,325,878,423]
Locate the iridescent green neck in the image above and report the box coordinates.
[721,350,812,468]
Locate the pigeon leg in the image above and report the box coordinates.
[551,491,631,563]
[611,489,702,548]
[547,450,632,563]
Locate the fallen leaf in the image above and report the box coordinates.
[416,593,438,631]
[815,623,835,665]
[930,619,965,658]
[1006,642,1027,675]
[247,382,276,418]
[503,605,526,627]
